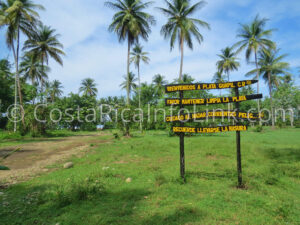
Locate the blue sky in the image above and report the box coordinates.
[0,0,299,98]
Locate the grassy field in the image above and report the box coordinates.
[0,128,300,225]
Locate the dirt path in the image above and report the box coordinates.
[0,132,110,186]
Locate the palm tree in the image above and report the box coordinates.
[234,14,275,123]
[105,0,155,105]
[20,53,49,86]
[158,0,210,81]
[23,24,65,101]
[79,78,98,97]
[120,72,137,99]
[212,71,225,95]
[174,73,194,83]
[50,80,63,102]
[280,74,292,84]
[246,48,290,128]
[130,43,149,131]
[0,0,44,130]
[152,74,167,96]
[216,47,240,82]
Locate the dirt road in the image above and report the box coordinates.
[0,132,110,186]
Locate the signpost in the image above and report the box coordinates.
[164,80,263,187]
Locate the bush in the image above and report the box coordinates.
[255,125,263,132]
[294,120,300,128]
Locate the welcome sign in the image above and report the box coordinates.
[165,80,257,93]
[164,79,262,187]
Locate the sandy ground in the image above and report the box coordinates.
[0,133,110,186]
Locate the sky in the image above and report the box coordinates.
[0,0,300,98]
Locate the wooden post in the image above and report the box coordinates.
[179,91,185,181]
[234,87,243,188]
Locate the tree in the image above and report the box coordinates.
[246,48,290,128]
[174,73,194,83]
[158,0,210,81]
[120,72,137,99]
[50,80,63,102]
[234,14,275,123]
[0,0,44,131]
[105,0,155,105]
[216,47,240,82]
[212,71,225,95]
[152,74,167,97]
[23,24,65,101]
[20,53,49,86]
[0,58,11,79]
[130,43,149,131]
[79,78,98,97]
[0,59,14,128]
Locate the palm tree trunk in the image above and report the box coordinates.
[12,26,25,131]
[138,63,142,132]
[268,72,275,128]
[179,36,184,81]
[255,51,262,125]
[126,38,130,105]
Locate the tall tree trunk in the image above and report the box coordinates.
[138,63,142,132]
[126,38,130,105]
[268,72,275,128]
[255,51,262,125]
[12,26,25,131]
[179,36,184,81]
[13,53,18,133]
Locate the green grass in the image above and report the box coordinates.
[0,128,300,224]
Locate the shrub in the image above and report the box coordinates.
[255,125,263,132]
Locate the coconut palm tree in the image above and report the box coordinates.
[20,53,49,86]
[0,0,44,130]
[152,74,167,97]
[234,14,275,123]
[49,80,63,102]
[246,48,290,128]
[120,72,137,99]
[216,47,240,82]
[23,24,65,101]
[130,43,149,131]
[79,78,98,97]
[212,71,225,96]
[174,73,194,84]
[105,0,155,105]
[158,0,210,81]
